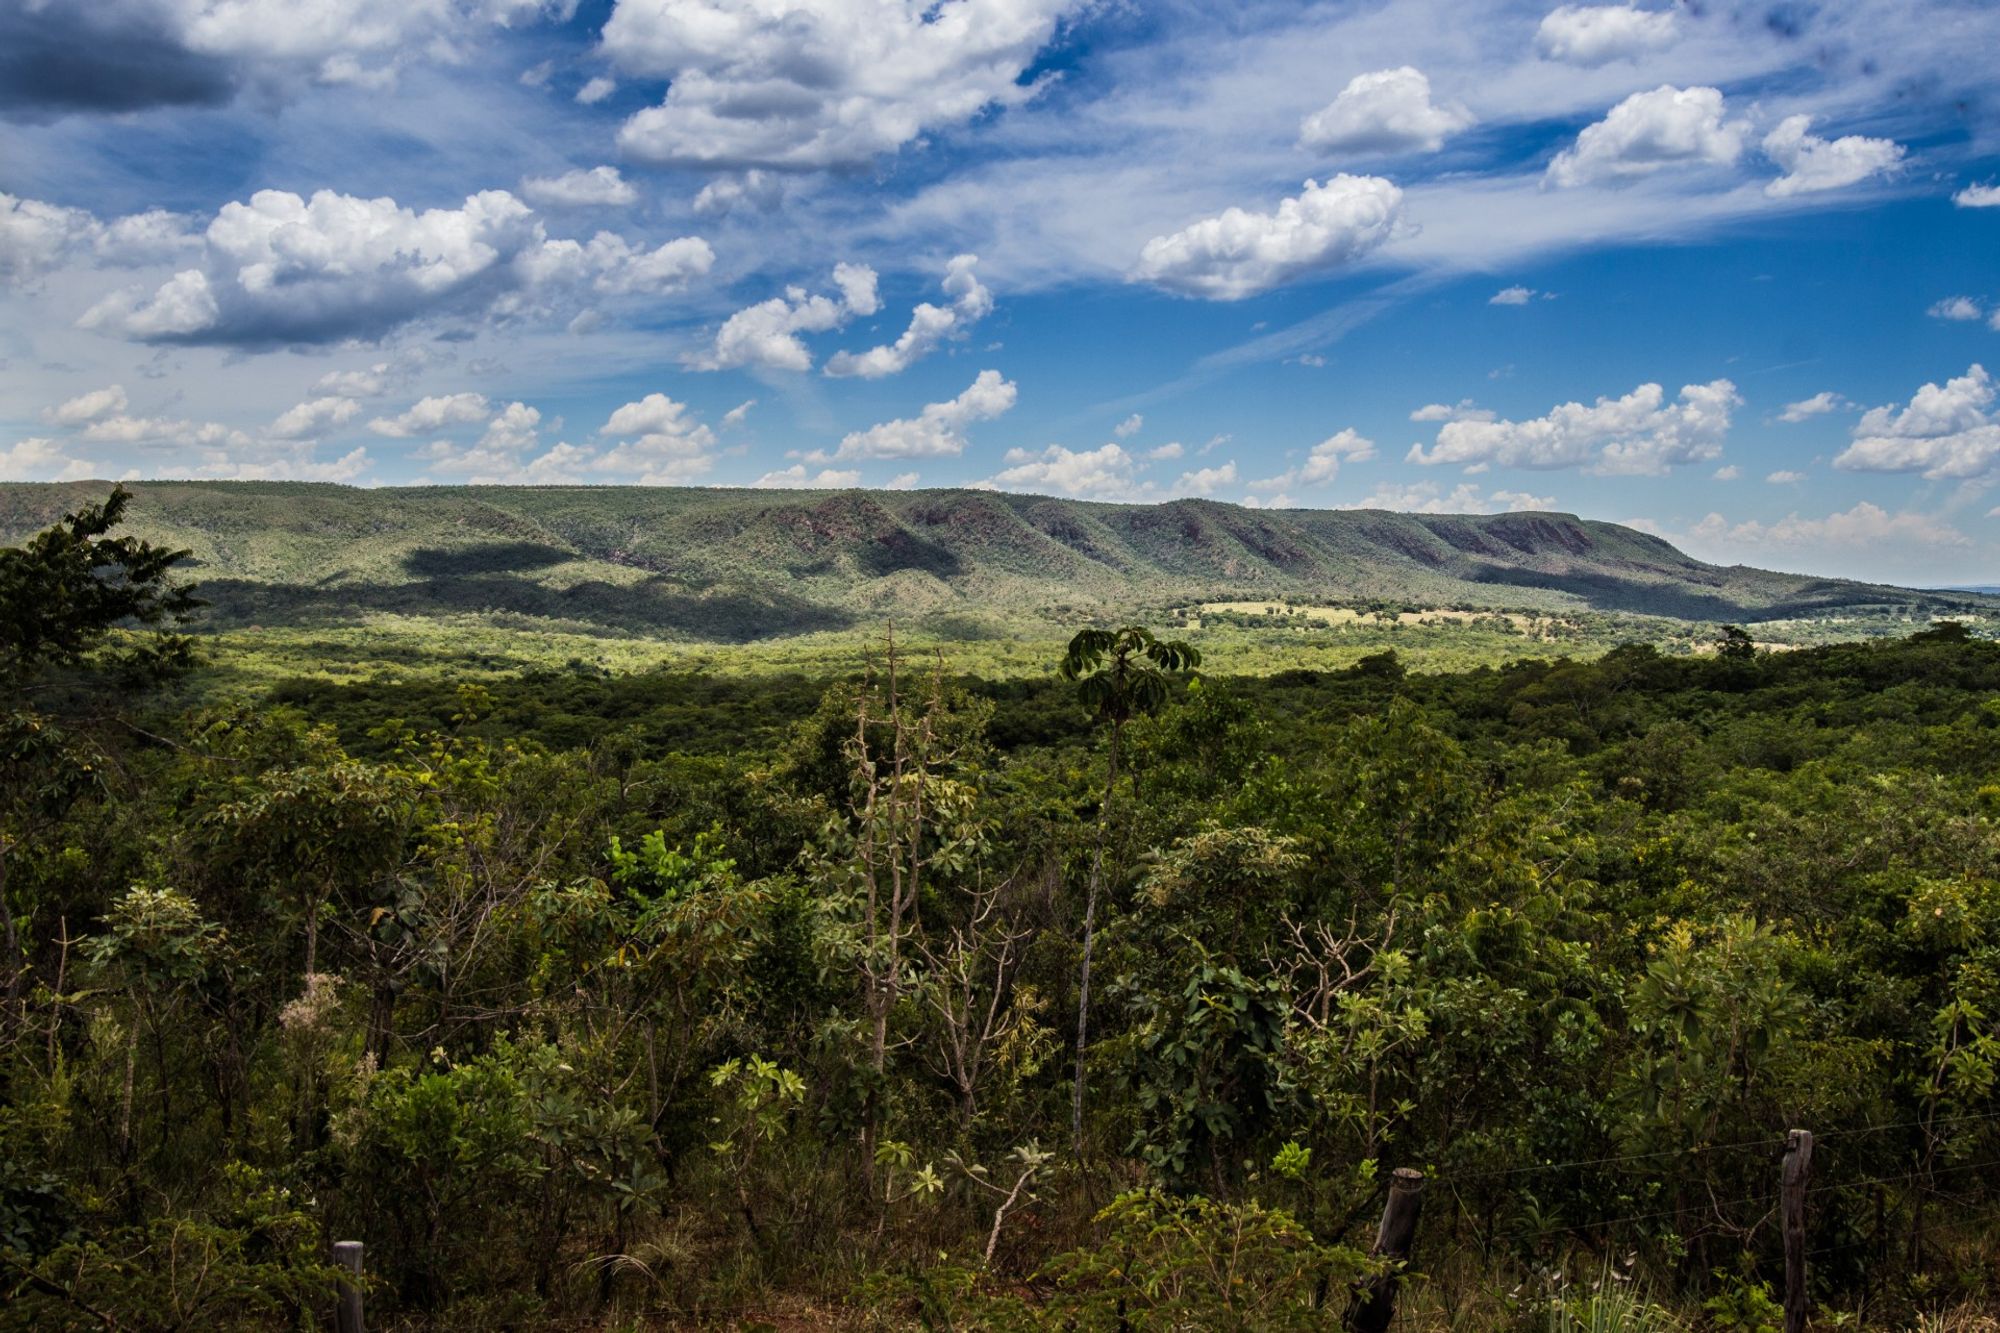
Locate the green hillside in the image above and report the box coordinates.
[0,480,1987,644]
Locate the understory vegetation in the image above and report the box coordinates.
[7,489,2000,1330]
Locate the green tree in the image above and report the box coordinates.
[0,485,199,689]
[1,486,199,1032]
[817,642,988,1193]
[1715,625,1756,660]
[1060,625,1199,1152]
[80,885,226,1163]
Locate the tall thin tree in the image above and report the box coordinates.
[1061,624,1199,1153]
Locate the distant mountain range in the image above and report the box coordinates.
[1,481,1989,642]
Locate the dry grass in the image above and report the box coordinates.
[1913,1311,2000,1333]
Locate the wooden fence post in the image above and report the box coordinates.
[1782,1129,1813,1333]
[1347,1167,1424,1333]
[333,1239,364,1333]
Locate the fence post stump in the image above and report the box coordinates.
[1347,1167,1424,1333]
[333,1239,364,1333]
[1782,1129,1813,1333]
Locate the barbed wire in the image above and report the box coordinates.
[1450,1187,1782,1248]
[1438,1107,2000,1186]
[1445,1135,1784,1183]
[1437,1157,2000,1254]
[1811,1108,2000,1142]
[1805,1205,2000,1262]
[1810,1156,2000,1199]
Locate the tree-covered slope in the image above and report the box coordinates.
[0,480,1986,640]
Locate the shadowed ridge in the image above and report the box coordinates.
[0,480,1990,640]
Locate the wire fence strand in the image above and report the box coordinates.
[1437,1136,2000,1251]
[1438,1107,2000,1186]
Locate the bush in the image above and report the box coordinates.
[1037,1188,1366,1331]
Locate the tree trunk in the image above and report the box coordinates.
[304,884,320,977]
[863,970,889,1191]
[369,981,397,1069]
[1071,722,1122,1155]
[0,842,22,1023]
[119,999,139,1160]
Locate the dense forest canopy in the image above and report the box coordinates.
[5,489,2000,1330]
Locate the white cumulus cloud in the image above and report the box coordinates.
[520,166,638,208]
[1411,400,1496,423]
[1133,175,1403,300]
[592,391,719,484]
[825,254,992,378]
[831,369,1016,459]
[199,446,375,484]
[1,195,101,282]
[0,437,99,483]
[45,385,130,427]
[604,0,1083,170]
[1536,4,1678,66]
[688,264,880,372]
[1546,86,1745,188]
[1409,379,1740,475]
[1779,391,1847,422]
[1298,67,1474,156]
[1173,461,1238,496]
[3,194,202,285]
[414,402,573,482]
[1342,481,1555,514]
[513,229,715,296]
[72,412,247,449]
[692,171,785,218]
[1955,185,2000,208]
[1689,503,1966,553]
[600,393,689,438]
[412,392,718,485]
[1833,364,2000,479]
[78,188,710,345]
[1251,427,1377,493]
[479,401,542,452]
[750,464,861,489]
[271,396,363,440]
[1762,115,1904,197]
[369,393,492,437]
[981,442,1149,500]
[81,269,220,339]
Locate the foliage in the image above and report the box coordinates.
[1548,1283,1689,1333]
[1060,625,1203,726]
[0,483,200,688]
[6,493,2000,1326]
[1702,1274,1784,1333]
[1,1165,340,1332]
[1038,1188,1366,1331]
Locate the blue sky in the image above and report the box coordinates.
[3,0,2000,583]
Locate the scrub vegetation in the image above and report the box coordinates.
[6,488,2000,1330]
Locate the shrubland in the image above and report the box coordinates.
[6,489,2000,1330]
